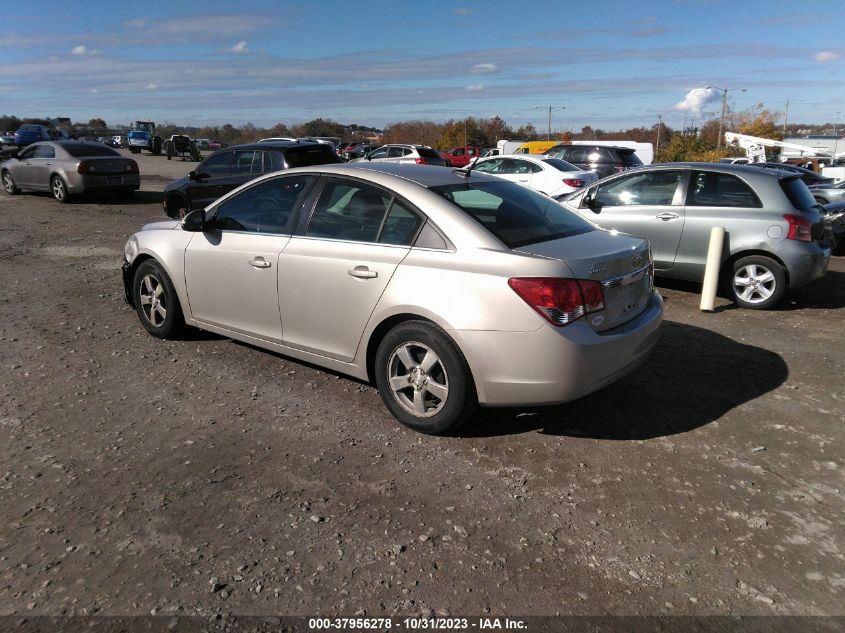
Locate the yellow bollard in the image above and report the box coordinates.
[700,226,726,312]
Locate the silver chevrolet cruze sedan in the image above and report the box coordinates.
[122,164,663,433]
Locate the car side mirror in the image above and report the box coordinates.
[181,208,206,232]
[583,190,601,213]
[189,170,210,182]
[366,154,372,161]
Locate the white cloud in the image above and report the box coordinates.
[71,45,101,56]
[146,83,157,90]
[229,41,249,54]
[90,88,99,93]
[471,63,498,74]
[452,8,472,15]
[466,84,484,92]
[125,17,149,28]
[673,87,719,115]
[813,51,841,62]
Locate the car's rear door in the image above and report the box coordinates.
[578,169,687,270]
[30,144,57,189]
[278,177,423,362]
[184,174,317,342]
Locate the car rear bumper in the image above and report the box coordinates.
[69,174,141,193]
[453,291,663,406]
[782,241,831,289]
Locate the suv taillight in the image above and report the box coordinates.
[563,178,584,188]
[508,277,605,326]
[414,158,428,165]
[783,214,813,241]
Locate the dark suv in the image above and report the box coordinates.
[163,141,341,217]
[543,144,643,179]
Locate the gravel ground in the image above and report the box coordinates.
[0,151,843,620]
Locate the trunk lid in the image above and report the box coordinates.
[83,157,136,174]
[515,231,654,332]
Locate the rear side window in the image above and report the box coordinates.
[780,176,819,213]
[63,144,120,157]
[431,181,593,248]
[388,147,405,158]
[687,172,762,208]
[380,200,424,245]
[284,145,341,168]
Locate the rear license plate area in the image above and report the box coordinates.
[106,176,122,185]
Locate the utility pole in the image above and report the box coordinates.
[708,85,746,147]
[653,114,663,151]
[534,105,566,141]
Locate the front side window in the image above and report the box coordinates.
[18,147,37,160]
[34,145,55,159]
[687,171,762,208]
[198,152,232,176]
[213,175,316,233]
[306,180,392,242]
[592,170,683,207]
[431,180,593,248]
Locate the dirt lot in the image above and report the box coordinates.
[0,150,843,621]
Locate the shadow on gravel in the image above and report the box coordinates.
[459,320,789,440]
[656,269,845,312]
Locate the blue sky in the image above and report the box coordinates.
[2,0,843,132]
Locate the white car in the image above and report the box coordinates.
[472,154,598,197]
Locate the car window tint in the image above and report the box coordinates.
[199,152,231,176]
[18,147,37,159]
[567,148,588,163]
[497,159,520,175]
[416,147,441,160]
[388,147,405,158]
[594,171,683,207]
[306,180,391,242]
[34,145,55,158]
[473,159,501,174]
[543,158,580,172]
[431,181,593,248]
[232,150,260,175]
[687,172,762,208]
[284,145,341,168]
[265,150,284,172]
[213,175,316,233]
[379,200,423,246]
[369,148,389,159]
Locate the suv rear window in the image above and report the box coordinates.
[616,148,643,167]
[416,147,441,160]
[780,176,819,213]
[430,181,593,248]
[63,143,120,157]
[543,158,580,172]
[284,145,342,168]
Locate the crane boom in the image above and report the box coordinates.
[724,132,831,163]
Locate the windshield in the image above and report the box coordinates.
[430,180,594,248]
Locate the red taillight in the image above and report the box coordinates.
[783,214,813,241]
[77,161,94,174]
[125,160,139,173]
[414,158,428,165]
[508,277,605,326]
[562,178,584,188]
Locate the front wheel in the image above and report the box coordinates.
[132,260,185,338]
[2,170,19,195]
[729,255,787,310]
[51,175,70,203]
[374,321,477,434]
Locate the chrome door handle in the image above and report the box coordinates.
[249,257,271,268]
[348,266,377,279]
[656,212,679,221]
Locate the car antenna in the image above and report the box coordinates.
[456,157,478,179]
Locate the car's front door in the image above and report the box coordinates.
[278,177,423,362]
[184,174,318,342]
[579,169,687,270]
[185,151,233,210]
[13,146,39,188]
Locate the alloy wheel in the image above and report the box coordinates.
[139,274,168,327]
[387,341,449,418]
[733,263,777,305]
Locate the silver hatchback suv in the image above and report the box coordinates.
[352,144,447,166]
[559,163,831,309]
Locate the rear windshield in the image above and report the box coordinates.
[18,125,41,132]
[416,147,442,159]
[542,158,581,172]
[780,176,819,213]
[63,143,121,157]
[617,149,643,166]
[430,180,594,248]
[284,145,342,168]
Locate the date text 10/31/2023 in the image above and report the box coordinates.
[308,617,528,630]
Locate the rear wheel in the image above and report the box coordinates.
[374,321,477,434]
[132,260,185,338]
[729,255,786,310]
[2,170,19,195]
[51,175,70,203]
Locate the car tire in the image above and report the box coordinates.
[814,196,828,205]
[374,320,477,435]
[132,260,185,339]
[729,255,787,310]
[50,175,70,203]
[2,170,19,195]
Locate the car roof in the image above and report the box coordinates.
[206,140,325,155]
[548,143,634,151]
[621,162,801,180]
[285,162,502,188]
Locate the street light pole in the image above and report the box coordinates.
[707,85,746,148]
[534,105,566,141]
